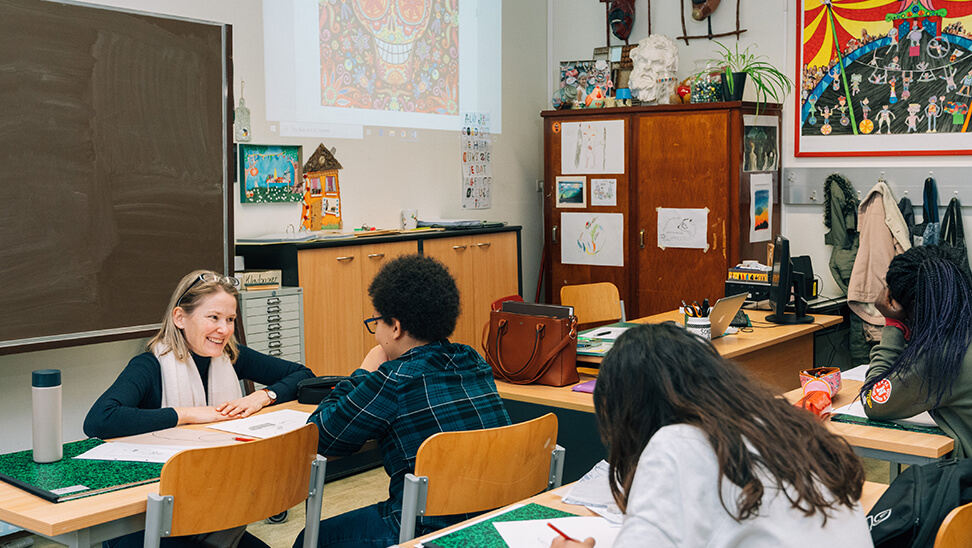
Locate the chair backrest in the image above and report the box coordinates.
[144,423,325,548]
[399,413,563,543]
[560,282,623,326]
[935,501,972,548]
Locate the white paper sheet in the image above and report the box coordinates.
[560,460,622,524]
[205,409,311,439]
[834,400,938,428]
[657,207,708,250]
[590,178,617,206]
[493,516,620,548]
[841,364,870,382]
[560,120,625,174]
[75,442,196,464]
[561,212,624,267]
[580,327,629,341]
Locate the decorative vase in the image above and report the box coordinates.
[722,72,747,102]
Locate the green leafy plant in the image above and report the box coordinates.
[699,41,792,113]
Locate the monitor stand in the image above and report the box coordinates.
[766,272,815,325]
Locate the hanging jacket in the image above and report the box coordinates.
[914,177,940,246]
[823,174,860,294]
[898,196,915,248]
[941,197,972,280]
[848,182,911,338]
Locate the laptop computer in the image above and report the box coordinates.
[708,293,749,339]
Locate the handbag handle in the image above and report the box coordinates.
[484,316,577,385]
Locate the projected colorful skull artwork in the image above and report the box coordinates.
[319,0,458,115]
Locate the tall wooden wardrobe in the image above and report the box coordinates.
[541,102,782,318]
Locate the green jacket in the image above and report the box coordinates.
[863,326,972,458]
[824,177,859,293]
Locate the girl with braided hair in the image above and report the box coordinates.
[859,244,972,457]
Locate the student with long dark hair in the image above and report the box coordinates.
[553,323,872,547]
[859,244,972,457]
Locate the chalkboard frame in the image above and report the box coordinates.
[0,0,234,355]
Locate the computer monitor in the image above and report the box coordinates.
[766,235,814,325]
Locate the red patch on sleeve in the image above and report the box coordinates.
[871,379,892,404]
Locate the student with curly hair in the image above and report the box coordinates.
[859,244,972,457]
[297,255,510,548]
[554,323,872,548]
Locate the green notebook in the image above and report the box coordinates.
[830,413,947,436]
[423,503,575,548]
[0,439,162,503]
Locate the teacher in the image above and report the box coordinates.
[84,270,314,439]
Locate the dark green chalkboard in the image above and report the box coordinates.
[0,0,233,353]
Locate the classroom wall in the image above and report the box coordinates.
[551,1,970,299]
[0,0,548,452]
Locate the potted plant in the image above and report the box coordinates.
[697,41,792,113]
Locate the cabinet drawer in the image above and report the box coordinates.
[243,318,301,336]
[243,309,301,326]
[246,326,301,344]
[241,294,301,315]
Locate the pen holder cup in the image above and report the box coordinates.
[685,316,711,340]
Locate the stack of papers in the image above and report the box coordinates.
[577,325,632,355]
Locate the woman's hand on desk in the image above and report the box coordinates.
[215,390,273,418]
[175,406,237,425]
[550,537,595,548]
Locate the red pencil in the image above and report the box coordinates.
[234,436,256,442]
[547,522,578,542]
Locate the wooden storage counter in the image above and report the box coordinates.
[237,226,522,376]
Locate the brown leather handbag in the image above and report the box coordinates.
[482,310,579,386]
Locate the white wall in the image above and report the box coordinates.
[0,0,548,452]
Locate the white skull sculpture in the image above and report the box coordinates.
[629,35,679,104]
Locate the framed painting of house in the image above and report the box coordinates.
[795,0,972,157]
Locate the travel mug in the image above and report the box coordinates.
[32,369,63,463]
[400,209,418,230]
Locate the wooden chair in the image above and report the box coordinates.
[560,282,625,327]
[143,423,326,548]
[934,500,972,548]
[398,413,565,543]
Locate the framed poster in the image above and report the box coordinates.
[239,144,302,203]
[795,0,972,157]
[556,176,587,208]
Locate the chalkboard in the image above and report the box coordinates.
[0,0,232,353]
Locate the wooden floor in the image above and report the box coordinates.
[16,458,891,548]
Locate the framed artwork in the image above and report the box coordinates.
[238,144,302,203]
[795,0,972,157]
[556,176,587,208]
[744,115,780,172]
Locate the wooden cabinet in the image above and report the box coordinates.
[542,102,781,318]
[424,231,519,349]
[237,227,521,376]
[298,241,416,376]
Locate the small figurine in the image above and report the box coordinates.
[585,86,606,108]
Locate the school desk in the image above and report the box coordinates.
[0,401,315,548]
[397,480,890,547]
[577,309,844,393]
[784,379,954,480]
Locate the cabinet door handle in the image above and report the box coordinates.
[552,225,558,244]
[267,314,281,322]
[367,253,385,258]
[268,332,281,340]
[476,242,491,248]
[453,245,467,250]
[640,230,646,249]
[337,256,354,261]
[266,298,281,305]
[266,306,281,313]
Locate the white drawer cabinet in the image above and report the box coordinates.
[239,287,304,364]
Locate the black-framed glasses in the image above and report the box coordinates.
[177,273,241,305]
[363,316,386,334]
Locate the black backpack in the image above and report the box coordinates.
[867,459,972,548]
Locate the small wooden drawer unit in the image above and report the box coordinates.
[239,287,304,364]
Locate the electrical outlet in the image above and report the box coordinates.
[536,179,543,192]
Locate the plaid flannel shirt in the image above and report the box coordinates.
[308,340,511,535]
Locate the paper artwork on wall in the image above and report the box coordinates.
[239,144,302,203]
[556,176,586,208]
[560,120,625,174]
[657,207,709,251]
[561,212,624,267]
[590,178,617,206]
[461,112,492,209]
[743,116,779,172]
[750,174,773,243]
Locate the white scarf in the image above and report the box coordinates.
[155,343,243,407]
